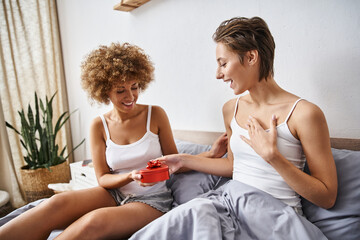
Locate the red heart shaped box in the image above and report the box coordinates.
[139,164,169,183]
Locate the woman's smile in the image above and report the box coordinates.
[223,79,234,89]
[122,101,135,108]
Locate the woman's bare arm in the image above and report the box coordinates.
[159,99,235,177]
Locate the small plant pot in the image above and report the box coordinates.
[20,161,71,203]
[139,164,169,183]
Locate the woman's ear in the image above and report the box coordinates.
[247,50,258,66]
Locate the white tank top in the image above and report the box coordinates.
[231,98,306,209]
[99,105,167,196]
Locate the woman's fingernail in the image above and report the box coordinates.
[272,114,276,120]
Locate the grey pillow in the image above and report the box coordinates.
[302,148,360,240]
[174,139,212,155]
[167,139,229,207]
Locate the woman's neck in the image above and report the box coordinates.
[110,104,140,122]
[247,77,285,105]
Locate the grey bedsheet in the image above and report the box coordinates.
[0,181,327,239]
[130,180,327,240]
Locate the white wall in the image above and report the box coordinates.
[57,0,360,162]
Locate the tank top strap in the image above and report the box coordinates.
[285,98,303,123]
[99,115,110,141]
[146,105,152,131]
[233,97,241,118]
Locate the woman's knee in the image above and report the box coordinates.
[42,192,74,212]
[75,209,112,239]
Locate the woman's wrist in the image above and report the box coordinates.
[172,153,192,170]
[199,151,214,158]
[128,171,136,182]
[265,148,282,165]
[177,153,188,166]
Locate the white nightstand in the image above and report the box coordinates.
[70,161,98,189]
[0,190,13,218]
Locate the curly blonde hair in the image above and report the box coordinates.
[81,42,155,104]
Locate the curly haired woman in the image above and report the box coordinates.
[0,42,179,240]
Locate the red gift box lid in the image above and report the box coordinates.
[139,164,169,174]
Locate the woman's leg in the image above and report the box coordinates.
[56,202,164,240]
[0,187,116,240]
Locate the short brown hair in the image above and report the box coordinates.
[81,42,154,104]
[213,17,275,81]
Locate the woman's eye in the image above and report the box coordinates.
[117,90,124,94]
[221,63,227,67]
[131,87,138,90]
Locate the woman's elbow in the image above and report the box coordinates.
[96,176,108,188]
[322,189,338,209]
[322,196,336,209]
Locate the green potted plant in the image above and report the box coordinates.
[6,92,84,202]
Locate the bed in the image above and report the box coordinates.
[1,130,359,239]
[165,130,360,240]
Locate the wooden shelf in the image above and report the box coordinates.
[114,0,151,12]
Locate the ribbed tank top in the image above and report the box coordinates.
[231,98,306,209]
[99,105,166,196]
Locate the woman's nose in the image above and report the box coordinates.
[125,90,134,100]
[216,68,224,79]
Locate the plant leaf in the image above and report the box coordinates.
[5,121,21,135]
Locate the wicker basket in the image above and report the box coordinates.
[20,161,71,203]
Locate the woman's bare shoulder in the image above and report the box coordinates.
[292,99,328,138]
[150,105,168,122]
[149,105,170,127]
[90,115,104,128]
[88,116,107,143]
[222,97,240,126]
[295,100,324,119]
[151,105,166,114]
[222,97,238,113]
